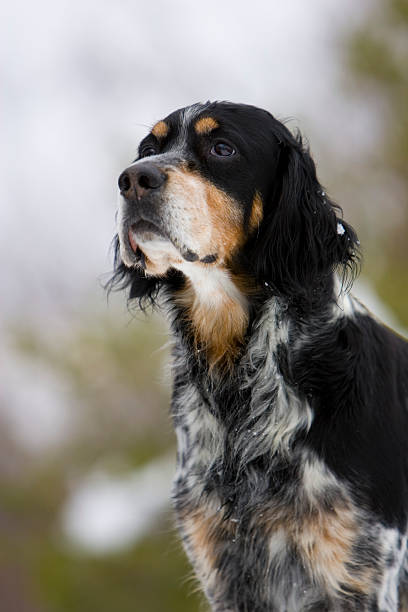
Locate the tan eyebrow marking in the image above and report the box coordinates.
[194,117,219,135]
[249,191,264,231]
[151,120,169,139]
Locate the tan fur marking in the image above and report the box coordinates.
[261,501,375,598]
[165,167,249,369]
[182,507,229,587]
[296,506,372,595]
[165,167,245,263]
[134,166,253,369]
[194,116,219,135]
[204,180,245,260]
[151,120,169,139]
[249,191,264,232]
[177,275,249,370]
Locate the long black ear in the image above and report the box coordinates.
[105,236,162,310]
[252,131,360,300]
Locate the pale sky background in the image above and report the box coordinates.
[1,0,375,322]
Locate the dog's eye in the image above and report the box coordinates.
[210,143,235,157]
[140,147,157,158]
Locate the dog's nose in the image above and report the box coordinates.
[118,163,167,200]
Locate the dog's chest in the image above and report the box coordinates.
[170,306,312,503]
[170,377,389,610]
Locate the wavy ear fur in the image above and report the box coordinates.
[251,130,360,301]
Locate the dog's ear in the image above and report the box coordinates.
[105,236,161,310]
[251,132,360,299]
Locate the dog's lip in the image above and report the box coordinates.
[128,220,167,253]
[126,220,203,264]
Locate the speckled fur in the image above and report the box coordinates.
[169,294,407,611]
[112,102,408,611]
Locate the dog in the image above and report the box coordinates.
[111,102,408,611]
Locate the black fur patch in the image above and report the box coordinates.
[110,102,408,611]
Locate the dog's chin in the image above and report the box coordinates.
[128,220,167,249]
[122,221,183,275]
[121,221,219,274]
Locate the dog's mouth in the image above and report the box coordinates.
[127,220,203,266]
[128,220,167,252]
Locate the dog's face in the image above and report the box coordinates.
[113,101,359,367]
[117,102,281,277]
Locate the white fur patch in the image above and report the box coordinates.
[174,262,248,312]
[268,527,289,567]
[240,299,313,460]
[302,454,339,500]
[332,275,368,320]
[377,529,407,611]
[172,379,225,499]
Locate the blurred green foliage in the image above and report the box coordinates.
[33,530,200,612]
[1,498,202,612]
[348,0,408,325]
[2,312,204,611]
[14,313,174,467]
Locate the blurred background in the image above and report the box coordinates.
[1,0,407,610]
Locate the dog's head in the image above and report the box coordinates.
[111,101,359,315]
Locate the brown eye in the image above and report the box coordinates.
[210,142,235,157]
[140,147,157,158]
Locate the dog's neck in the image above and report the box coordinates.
[169,291,312,513]
[173,263,252,371]
[170,264,347,373]
[169,279,364,498]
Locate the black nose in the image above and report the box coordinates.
[118,163,167,200]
